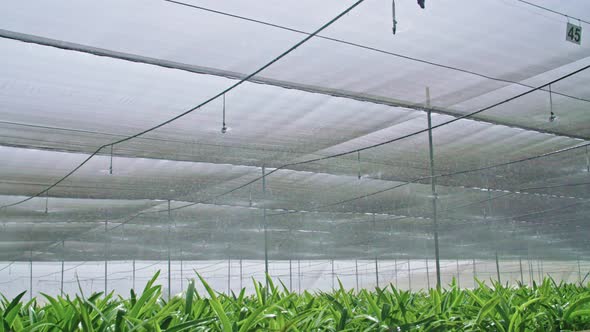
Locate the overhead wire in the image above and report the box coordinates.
[2,137,589,268]
[1,2,588,213]
[286,142,590,213]
[2,1,590,272]
[0,0,367,209]
[316,181,590,234]
[164,0,590,104]
[0,2,588,210]
[146,65,590,217]
[2,144,588,270]
[515,0,590,25]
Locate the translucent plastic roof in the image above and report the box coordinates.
[0,0,589,265]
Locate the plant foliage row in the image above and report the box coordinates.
[2,271,590,331]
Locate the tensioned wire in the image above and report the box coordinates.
[1,5,589,265]
[13,260,430,289]
[2,160,587,272]
[6,260,582,294]
[0,0,367,209]
[1,6,588,211]
[0,21,585,255]
[260,181,590,234]
[1,256,576,288]
[30,259,221,282]
[165,0,590,104]
[4,222,584,283]
[269,142,590,214]
[0,172,586,267]
[166,179,590,253]
[24,265,589,294]
[80,263,575,288]
[49,140,581,231]
[0,135,588,269]
[515,0,590,25]
[0,3,588,199]
[140,65,590,218]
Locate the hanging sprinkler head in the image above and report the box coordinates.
[417,0,425,9]
[548,84,556,123]
[221,93,228,134]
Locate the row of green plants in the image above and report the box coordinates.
[1,271,590,331]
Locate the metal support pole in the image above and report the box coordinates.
[357,151,361,180]
[45,191,49,214]
[578,257,582,283]
[495,252,501,284]
[104,219,108,295]
[473,258,477,282]
[132,259,136,290]
[456,259,461,289]
[262,165,269,296]
[240,259,243,290]
[227,258,231,296]
[372,213,378,288]
[61,240,65,296]
[375,258,379,288]
[519,257,524,284]
[486,188,492,218]
[167,200,171,300]
[109,144,113,174]
[298,260,301,294]
[527,257,535,285]
[180,251,184,293]
[394,258,398,288]
[540,259,544,281]
[426,90,441,289]
[29,251,33,301]
[289,259,293,292]
[355,259,359,292]
[331,259,335,290]
[586,146,589,173]
[425,258,430,289]
[408,259,412,291]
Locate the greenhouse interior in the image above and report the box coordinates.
[1,0,590,330]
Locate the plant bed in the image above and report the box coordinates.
[1,272,590,331]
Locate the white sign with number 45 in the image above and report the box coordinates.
[566,22,582,45]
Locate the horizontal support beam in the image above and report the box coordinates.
[1,28,587,141]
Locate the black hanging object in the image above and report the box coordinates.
[109,145,113,175]
[221,94,228,134]
[417,0,425,9]
[548,84,556,123]
[392,0,397,35]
